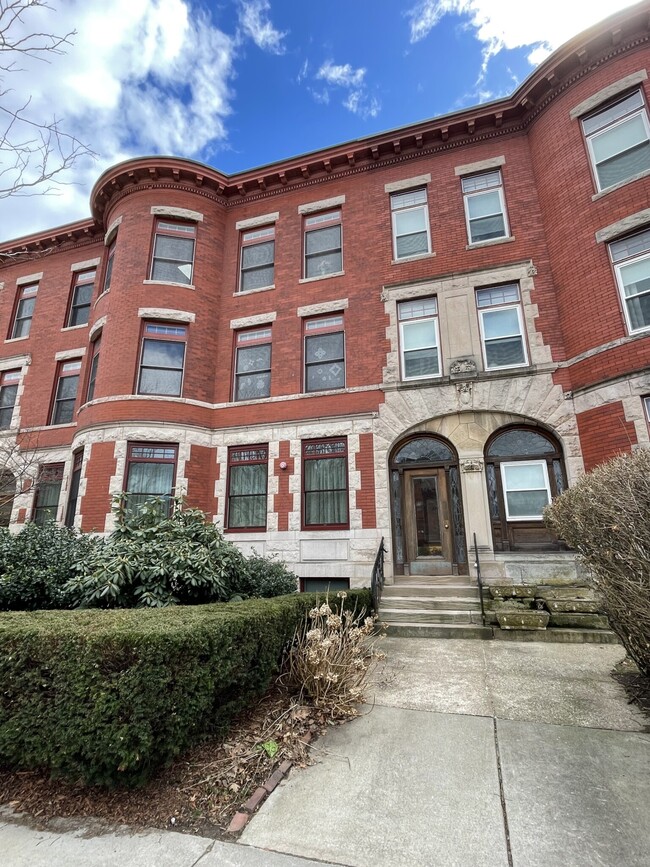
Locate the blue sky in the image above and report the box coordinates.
[0,0,635,242]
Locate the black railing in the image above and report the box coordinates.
[473,532,487,627]
[371,537,387,614]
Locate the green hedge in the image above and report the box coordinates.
[0,589,371,786]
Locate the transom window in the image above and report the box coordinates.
[304,315,345,392]
[33,464,64,525]
[583,90,650,191]
[67,269,95,327]
[476,285,527,369]
[137,323,186,396]
[240,226,275,292]
[609,228,650,333]
[302,438,348,529]
[304,210,342,278]
[462,170,509,244]
[234,327,271,401]
[398,297,440,380]
[51,360,81,425]
[150,220,196,285]
[0,370,20,430]
[124,443,177,516]
[10,282,38,339]
[390,188,431,259]
[227,446,268,530]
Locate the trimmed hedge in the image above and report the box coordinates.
[0,589,371,787]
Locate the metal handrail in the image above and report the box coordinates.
[371,536,387,615]
[473,532,487,627]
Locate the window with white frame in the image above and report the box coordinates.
[476,285,528,370]
[150,220,196,285]
[609,228,650,333]
[398,297,441,380]
[390,188,431,259]
[234,327,271,401]
[462,170,509,244]
[304,211,342,278]
[582,90,650,191]
[0,370,20,429]
[239,226,275,292]
[304,315,345,392]
[500,460,551,521]
[137,323,186,396]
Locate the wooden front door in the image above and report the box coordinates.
[404,469,453,564]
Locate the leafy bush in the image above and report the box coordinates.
[0,523,99,611]
[545,449,650,677]
[68,500,247,608]
[231,554,298,599]
[0,589,372,786]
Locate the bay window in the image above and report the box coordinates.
[302,438,348,529]
[227,446,268,530]
[124,443,177,516]
[137,323,186,396]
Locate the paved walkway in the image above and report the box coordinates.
[2,639,649,866]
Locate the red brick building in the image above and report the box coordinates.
[0,5,649,589]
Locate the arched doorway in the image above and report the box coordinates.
[484,425,566,551]
[390,435,468,575]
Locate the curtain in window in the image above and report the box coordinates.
[229,464,267,527]
[126,461,174,513]
[33,480,62,525]
[305,457,347,525]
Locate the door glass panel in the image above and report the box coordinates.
[413,475,442,556]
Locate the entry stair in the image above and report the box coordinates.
[379,573,493,639]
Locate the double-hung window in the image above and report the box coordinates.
[398,298,441,380]
[51,360,81,425]
[124,443,177,516]
[64,450,84,528]
[583,90,650,191]
[102,241,115,293]
[32,464,64,525]
[86,338,101,402]
[390,188,431,259]
[609,229,650,333]
[227,446,268,530]
[644,395,650,426]
[10,283,38,339]
[462,171,509,244]
[234,328,271,401]
[476,285,527,370]
[302,438,348,529]
[67,270,95,327]
[500,461,552,521]
[137,323,186,396]
[304,211,342,278]
[304,315,345,392]
[239,226,275,292]
[150,220,196,285]
[0,370,20,429]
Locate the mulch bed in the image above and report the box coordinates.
[0,685,336,839]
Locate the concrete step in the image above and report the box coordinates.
[384,622,494,639]
[493,628,620,644]
[394,574,473,585]
[383,584,480,599]
[380,608,483,624]
[380,596,482,611]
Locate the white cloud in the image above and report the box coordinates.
[317,61,366,89]
[238,0,287,55]
[314,60,381,120]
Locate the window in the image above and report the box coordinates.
[51,360,81,425]
[398,298,441,380]
[137,323,186,396]
[302,438,348,529]
[609,229,650,333]
[304,210,342,278]
[390,188,431,259]
[10,283,38,339]
[462,170,509,244]
[67,270,95,327]
[0,470,16,527]
[301,577,349,593]
[150,220,196,285]
[102,241,115,293]
[234,328,271,401]
[304,315,345,392]
[124,443,177,516]
[583,90,650,191]
[226,446,268,530]
[64,450,83,528]
[644,395,650,423]
[0,370,20,429]
[86,338,101,402]
[476,285,527,369]
[239,226,275,292]
[500,461,551,521]
[32,464,64,525]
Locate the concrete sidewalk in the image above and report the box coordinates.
[2,640,649,866]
